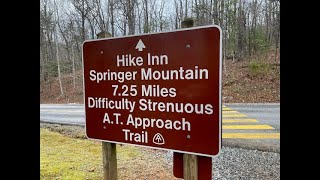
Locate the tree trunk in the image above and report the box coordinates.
[213,0,218,24]
[88,17,95,39]
[268,0,272,43]
[109,0,115,36]
[248,3,252,57]
[81,0,86,41]
[253,0,257,54]
[136,2,142,34]
[123,16,127,35]
[220,0,224,27]
[179,0,183,22]
[54,0,64,98]
[71,44,76,90]
[174,0,179,29]
[265,0,269,43]
[274,1,280,61]
[185,0,188,18]
[127,0,135,35]
[194,0,199,26]
[225,0,229,61]
[232,0,237,62]
[236,0,246,61]
[143,0,149,33]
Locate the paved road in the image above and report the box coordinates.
[40,104,85,125]
[226,103,280,130]
[40,103,280,152]
[222,103,280,152]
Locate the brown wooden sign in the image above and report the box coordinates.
[82,25,222,157]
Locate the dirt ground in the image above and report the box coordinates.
[222,53,280,103]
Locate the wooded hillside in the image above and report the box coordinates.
[40,0,280,102]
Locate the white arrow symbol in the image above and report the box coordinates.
[135,39,146,52]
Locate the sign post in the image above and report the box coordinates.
[183,153,198,179]
[174,19,215,180]
[97,31,117,180]
[82,25,221,178]
[181,18,198,180]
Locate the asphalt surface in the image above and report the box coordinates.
[40,104,85,126]
[40,103,280,152]
[225,103,280,131]
[222,103,280,152]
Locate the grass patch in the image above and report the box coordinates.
[40,127,179,179]
[40,128,102,179]
[41,128,141,179]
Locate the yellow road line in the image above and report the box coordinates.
[40,110,83,113]
[223,114,247,118]
[222,108,233,111]
[222,111,239,113]
[222,133,280,139]
[223,119,258,123]
[223,125,274,129]
[223,118,257,121]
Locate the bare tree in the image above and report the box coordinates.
[41,0,51,81]
[154,0,166,31]
[71,0,92,41]
[40,0,281,95]
[127,0,136,35]
[185,0,188,18]
[213,0,218,24]
[57,16,78,90]
[54,0,64,98]
[41,0,56,80]
[118,0,136,35]
[273,0,280,61]
[174,0,179,29]
[236,0,246,61]
[179,0,183,22]
[142,0,149,32]
[192,0,212,26]
[136,0,142,34]
[87,10,98,39]
[109,0,116,36]
[93,0,108,32]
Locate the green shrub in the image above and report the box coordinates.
[248,61,270,77]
